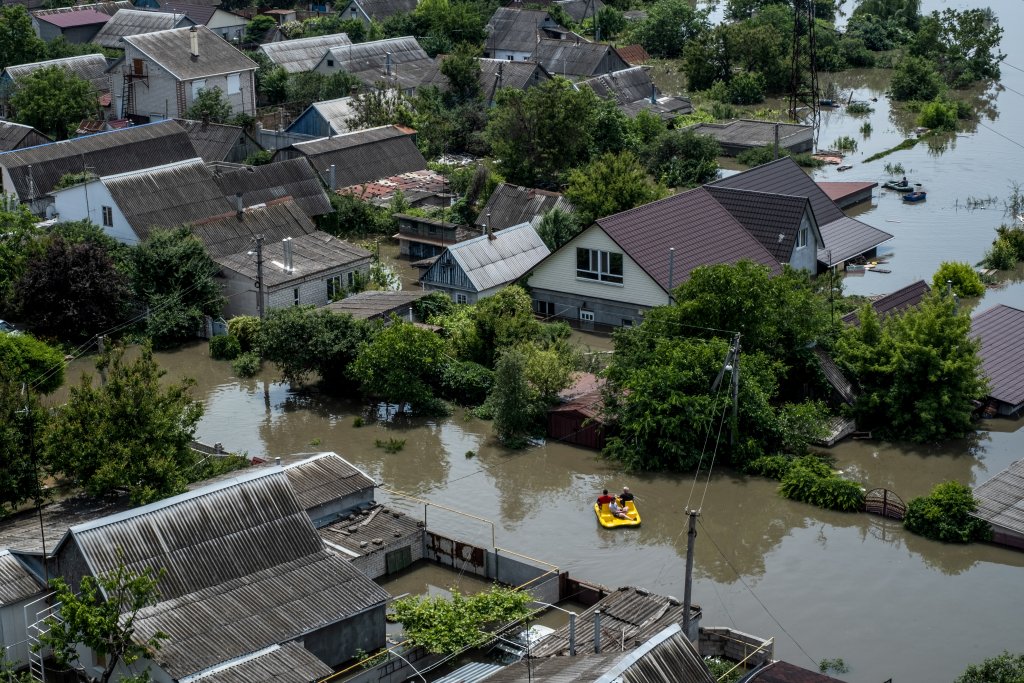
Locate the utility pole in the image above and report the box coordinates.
[18,384,48,585]
[255,235,265,320]
[730,333,740,446]
[682,509,699,640]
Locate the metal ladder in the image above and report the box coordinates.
[24,594,59,683]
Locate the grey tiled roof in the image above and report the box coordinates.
[151,2,220,26]
[816,216,893,266]
[689,119,814,155]
[0,494,130,555]
[619,95,692,120]
[283,453,375,510]
[972,459,1024,534]
[705,185,810,263]
[0,120,195,202]
[322,36,433,92]
[174,118,250,163]
[216,229,368,286]
[486,8,567,54]
[971,304,1024,408]
[420,58,552,102]
[193,199,318,258]
[92,9,191,49]
[214,157,333,217]
[577,66,653,105]
[474,182,573,232]
[0,120,49,152]
[841,280,930,326]
[591,187,781,292]
[124,25,256,80]
[285,125,426,189]
[323,289,432,320]
[0,550,43,605]
[531,38,625,78]
[4,54,110,93]
[710,156,844,225]
[258,32,352,73]
[194,642,333,683]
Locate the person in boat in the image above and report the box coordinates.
[618,487,635,505]
[609,499,633,520]
[899,176,908,187]
[597,489,615,507]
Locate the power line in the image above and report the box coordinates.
[976,120,1024,152]
[1001,61,1024,74]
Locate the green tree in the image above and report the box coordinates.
[244,14,276,43]
[40,561,169,683]
[835,292,987,442]
[632,0,710,58]
[127,228,224,348]
[889,54,945,101]
[932,261,985,297]
[564,151,668,227]
[490,347,542,447]
[45,344,204,504]
[911,8,1004,87]
[185,86,233,122]
[352,321,446,413]
[0,379,44,517]
[904,481,991,543]
[0,332,65,394]
[391,586,531,654]
[955,651,1024,683]
[259,305,375,385]
[485,79,604,187]
[438,42,482,105]
[0,205,43,313]
[472,285,541,366]
[345,82,413,130]
[15,235,129,343]
[682,25,730,91]
[645,128,721,187]
[0,6,46,71]
[536,207,581,250]
[10,65,97,139]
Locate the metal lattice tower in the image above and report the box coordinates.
[788,0,820,140]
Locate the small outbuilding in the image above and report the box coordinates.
[971,304,1024,416]
[841,280,931,326]
[547,372,606,450]
[323,290,433,322]
[688,119,813,156]
[971,459,1024,551]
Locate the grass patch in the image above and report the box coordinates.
[864,138,920,163]
[375,437,406,453]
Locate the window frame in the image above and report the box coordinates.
[576,247,624,284]
[101,205,113,227]
[191,78,207,100]
[293,287,300,306]
[327,275,342,300]
[226,73,241,95]
[797,224,809,249]
[455,293,468,304]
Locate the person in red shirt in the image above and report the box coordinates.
[597,489,615,506]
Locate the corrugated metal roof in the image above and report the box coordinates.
[322,289,431,320]
[287,125,426,189]
[34,8,110,27]
[174,118,248,163]
[748,660,848,683]
[259,32,352,73]
[32,1,131,18]
[183,642,333,683]
[215,157,333,217]
[152,2,221,26]
[531,38,624,78]
[0,550,43,605]
[347,0,417,20]
[433,662,505,683]
[841,280,930,326]
[971,304,1024,408]
[586,187,781,292]
[420,58,552,101]
[0,120,49,152]
[194,199,318,258]
[577,67,652,105]
[0,120,196,202]
[813,347,855,404]
[319,503,422,555]
[4,54,110,93]
[216,229,367,286]
[284,453,375,510]
[710,156,844,225]
[124,25,256,81]
[972,459,1024,534]
[615,44,650,65]
[323,36,433,92]
[288,96,359,136]
[486,8,567,54]
[93,9,190,48]
[619,95,692,120]
[816,216,893,266]
[474,183,573,232]
[705,186,811,263]
[0,494,130,555]
[444,222,550,292]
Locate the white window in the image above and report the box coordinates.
[797,224,809,249]
[293,288,300,306]
[580,310,595,322]
[455,293,468,304]
[576,248,623,284]
[191,79,206,99]
[227,73,241,95]
[101,206,113,227]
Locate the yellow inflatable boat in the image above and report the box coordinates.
[594,500,641,528]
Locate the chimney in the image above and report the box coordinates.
[486,212,494,240]
[593,610,602,653]
[274,456,281,466]
[282,237,293,272]
[234,192,243,217]
[328,164,337,190]
[189,25,199,60]
[385,51,392,77]
[650,82,657,105]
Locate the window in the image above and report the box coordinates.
[507,55,514,61]
[455,293,468,304]
[534,300,555,316]
[580,310,595,322]
[327,59,334,67]
[576,248,623,284]
[293,288,300,306]
[132,58,145,76]
[797,224,809,249]
[347,271,354,286]
[227,73,240,95]
[327,275,342,300]
[101,205,113,227]
[191,79,206,99]
[622,318,634,327]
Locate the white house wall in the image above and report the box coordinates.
[218,260,372,318]
[1,599,36,668]
[52,181,138,245]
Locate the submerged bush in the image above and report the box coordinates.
[209,334,241,360]
[778,456,864,512]
[932,261,985,297]
[231,351,261,377]
[904,481,991,543]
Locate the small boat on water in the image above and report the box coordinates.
[903,191,927,202]
[595,500,641,528]
[883,181,914,192]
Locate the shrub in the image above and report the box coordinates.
[995,226,1024,260]
[375,437,406,453]
[904,481,991,543]
[833,135,858,152]
[778,456,864,512]
[932,261,985,297]
[209,334,241,360]
[727,71,766,105]
[810,477,864,512]
[917,99,958,131]
[982,237,1017,270]
[439,360,494,406]
[228,316,261,352]
[846,101,873,115]
[745,454,793,479]
[231,351,261,377]
[889,55,944,101]
[705,80,730,104]
[860,121,873,136]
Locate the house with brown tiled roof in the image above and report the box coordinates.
[523,187,781,329]
[971,304,1024,417]
[841,280,931,326]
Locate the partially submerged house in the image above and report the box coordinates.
[395,212,478,260]
[818,180,877,209]
[91,8,194,50]
[524,187,780,328]
[0,119,197,214]
[577,66,692,120]
[319,504,425,579]
[840,280,930,326]
[421,222,550,304]
[484,7,570,61]
[117,25,257,120]
[689,119,813,156]
[314,36,434,95]
[531,37,629,80]
[474,182,573,233]
[971,304,1024,417]
[0,121,50,152]
[258,32,353,74]
[216,228,372,317]
[323,290,433,322]
[971,459,1024,551]
[547,372,606,450]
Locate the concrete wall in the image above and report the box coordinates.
[304,605,387,667]
[530,286,647,329]
[342,645,441,683]
[698,627,773,668]
[350,528,425,580]
[1,596,44,667]
[52,180,138,245]
[218,259,371,318]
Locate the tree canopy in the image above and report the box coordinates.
[351,320,446,413]
[0,332,65,394]
[955,651,1024,683]
[185,86,233,123]
[0,379,44,517]
[259,305,375,385]
[0,6,46,72]
[11,65,97,140]
[564,151,668,227]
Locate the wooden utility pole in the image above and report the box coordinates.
[682,509,699,639]
[255,235,265,320]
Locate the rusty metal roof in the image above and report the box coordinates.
[841,280,930,326]
[615,44,650,65]
[283,452,375,510]
[972,459,1024,535]
[319,504,422,555]
[971,304,1024,409]
[0,550,43,605]
[34,8,110,26]
[258,32,352,73]
[183,642,333,683]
